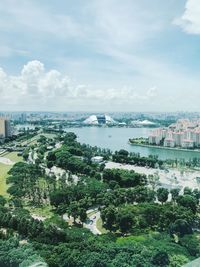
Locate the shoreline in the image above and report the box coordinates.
[128,141,200,153]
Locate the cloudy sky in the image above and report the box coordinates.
[0,0,200,111]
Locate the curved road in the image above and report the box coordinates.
[84,210,101,235]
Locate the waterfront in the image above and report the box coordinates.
[66,127,200,161]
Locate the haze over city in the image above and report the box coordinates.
[0,0,200,111]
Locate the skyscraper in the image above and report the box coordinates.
[0,117,12,139]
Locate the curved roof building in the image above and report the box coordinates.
[83,115,115,125]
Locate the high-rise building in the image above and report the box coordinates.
[0,117,12,139]
[19,113,27,123]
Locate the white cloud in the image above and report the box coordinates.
[174,0,200,34]
[88,0,164,50]
[0,45,28,58]
[0,0,85,41]
[0,1,199,112]
[146,87,157,98]
[0,60,157,110]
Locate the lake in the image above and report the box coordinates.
[65,127,200,161]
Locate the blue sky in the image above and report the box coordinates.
[0,0,200,111]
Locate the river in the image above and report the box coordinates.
[65,127,200,161]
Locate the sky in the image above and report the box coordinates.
[0,0,200,112]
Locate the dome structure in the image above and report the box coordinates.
[83,114,115,125]
[131,120,156,126]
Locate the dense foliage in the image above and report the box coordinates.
[1,132,200,266]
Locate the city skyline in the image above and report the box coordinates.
[0,0,200,111]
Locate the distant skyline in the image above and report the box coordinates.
[0,0,200,111]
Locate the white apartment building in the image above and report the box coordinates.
[173,132,183,147]
[181,140,194,148]
[148,121,200,148]
[164,138,175,147]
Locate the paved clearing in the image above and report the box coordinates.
[105,161,200,191]
[0,157,15,165]
[84,209,101,235]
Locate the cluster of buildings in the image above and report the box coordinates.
[83,115,157,127]
[149,119,200,149]
[83,115,116,125]
[0,117,12,141]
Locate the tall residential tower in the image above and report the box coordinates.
[0,117,12,139]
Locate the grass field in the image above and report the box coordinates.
[3,151,23,162]
[27,205,53,218]
[96,218,108,234]
[0,152,23,197]
[20,133,56,146]
[116,234,147,245]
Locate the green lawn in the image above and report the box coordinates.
[42,133,56,139]
[0,152,23,197]
[87,210,97,217]
[27,205,53,218]
[4,152,23,162]
[20,133,56,146]
[96,218,108,234]
[0,163,11,197]
[116,234,147,244]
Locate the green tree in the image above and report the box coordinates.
[152,250,170,266]
[169,254,188,267]
[79,208,87,224]
[101,205,117,232]
[170,188,180,202]
[169,219,193,237]
[157,188,169,204]
[180,235,200,256]
[117,211,134,234]
[141,204,161,229]
[148,172,160,190]
[177,195,197,213]
[0,196,6,206]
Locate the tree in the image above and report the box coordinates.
[117,211,134,234]
[79,208,87,224]
[0,196,6,206]
[63,132,77,146]
[111,252,132,267]
[85,252,109,267]
[103,169,146,188]
[169,219,193,237]
[157,188,169,204]
[152,250,170,266]
[177,195,197,214]
[22,150,29,161]
[183,187,192,196]
[170,188,180,202]
[141,204,161,229]
[101,206,116,231]
[148,172,160,190]
[67,201,80,223]
[0,238,46,267]
[180,235,200,256]
[169,254,188,267]
[118,149,129,157]
[192,189,200,202]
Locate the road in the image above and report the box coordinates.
[84,209,101,235]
